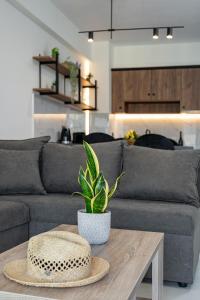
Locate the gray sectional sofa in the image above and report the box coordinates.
[0,137,200,286]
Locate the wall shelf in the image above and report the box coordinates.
[33,54,97,111]
[33,88,95,111]
[33,56,70,76]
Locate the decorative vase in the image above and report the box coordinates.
[127,138,135,145]
[77,210,111,245]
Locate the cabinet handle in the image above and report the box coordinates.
[119,106,122,110]
[182,105,185,109]
[148,93,151,96]
[152,93,155,96]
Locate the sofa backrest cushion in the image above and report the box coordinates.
[118,145,200,207]
[42,141,123,194]
[0,150,46,195]
[0,136,50,151]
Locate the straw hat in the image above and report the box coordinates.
[3,231,109,288]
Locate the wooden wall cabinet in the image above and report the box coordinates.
[151,69,181,102]
[112,66,200,113]
[122,70,152,101]
[181,68,200,110]
[112,71,125,113]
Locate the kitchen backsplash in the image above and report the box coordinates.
[34,113,200,148]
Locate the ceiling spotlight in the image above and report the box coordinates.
[88,31,94,43]
[153,28,159,39]
[167,27,173,39]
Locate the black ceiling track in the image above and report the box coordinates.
[79,0,184,40]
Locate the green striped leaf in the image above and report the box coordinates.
[73,192,92,213]
[108,172,125,200]
[83,141,99,182]
[78,166,85,185]
[78,167,94,199]
[92,187,108,213]
[94,173,109,195]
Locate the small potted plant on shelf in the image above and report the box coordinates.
[86,72,93,83]
[51,47,59,58]
[62,57,80,104]
[75,141,123,245]
[124,129,138,145]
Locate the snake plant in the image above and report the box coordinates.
[75,141,124,213]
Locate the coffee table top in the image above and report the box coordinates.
[0,225,163,300]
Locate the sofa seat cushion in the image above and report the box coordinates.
[0,200,29,232]
[0,195,198,236]
[42,141,122,194]
[110,198,199,236]
[0,195,84,225]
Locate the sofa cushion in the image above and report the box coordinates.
[119,145,200,207]
[110,198,199,236]
[0,150,46,195]
[0,195,198,236]
[0,136,50,151]
[0,194,83,225]
[42,141,122,194]
[0,200,29,232]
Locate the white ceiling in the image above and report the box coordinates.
[51,0,200,45]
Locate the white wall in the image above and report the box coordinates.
[91,41,112,113]
[0,0,91,139]
[8,0,91,59]
[112,42,200,68]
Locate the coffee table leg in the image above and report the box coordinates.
[152,240,163,300]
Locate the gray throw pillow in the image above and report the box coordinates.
[42,141,123,194]
[0,136,50,151]
[118,145,200,207]
[0,150,46,195]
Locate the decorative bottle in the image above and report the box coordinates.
[178,131,184,146]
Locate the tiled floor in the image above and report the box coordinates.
[138,257,200,299]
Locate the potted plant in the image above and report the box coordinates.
[75,141,123,245]
[62,58,80,104]
[86,72,93,83]
[124,129,138,145]
[51,47,59,58]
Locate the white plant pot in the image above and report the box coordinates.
[77,210,111,245]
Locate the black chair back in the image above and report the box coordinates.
[134,133,175,150]
[84,132,114,144]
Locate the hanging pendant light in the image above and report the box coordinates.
[153,28,159,39]
[88,31,94,42]
[166,27,173,39]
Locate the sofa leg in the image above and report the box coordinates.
[178,282,188,288]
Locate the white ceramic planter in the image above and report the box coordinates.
[77,210,111,245]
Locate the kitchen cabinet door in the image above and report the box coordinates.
[181,68,200,110]
[112,71,125,113]
[122,70,152,101]
[151,68,181,101]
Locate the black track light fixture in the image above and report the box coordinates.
[88,31,94,43]
[153,28,159,40]
[167,27,173,39]
[79,0,184,42]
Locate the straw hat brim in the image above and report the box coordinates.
[3,257,109,288]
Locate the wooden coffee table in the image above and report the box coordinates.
[0,225,164,300]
